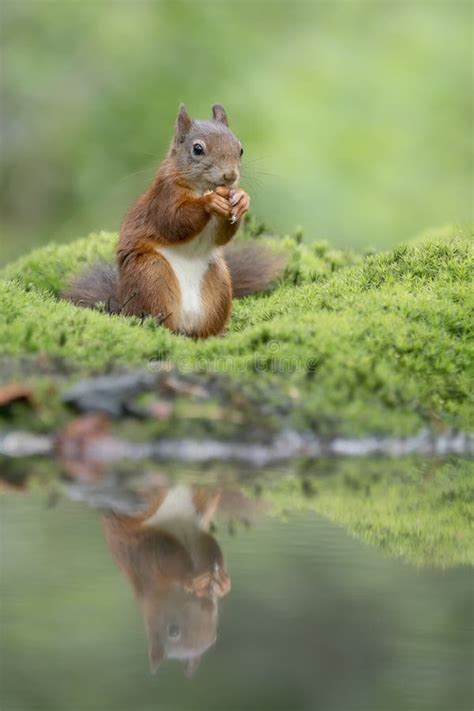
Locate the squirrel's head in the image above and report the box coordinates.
[145,588,218,677]
[141,526,229,676]
[169,103,243,193]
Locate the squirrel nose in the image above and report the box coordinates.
[223,169,238,185]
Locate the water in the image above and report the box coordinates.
[1,460,472,711]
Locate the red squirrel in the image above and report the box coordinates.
[64,103,285,338]
[103,484,230,675]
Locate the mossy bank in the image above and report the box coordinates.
[3,455,472,568]
[0,221,472,436]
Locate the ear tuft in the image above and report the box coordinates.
[212,104,228,126]
[149,639,165,674]
[175,103,192,142]
[183,655,202,678]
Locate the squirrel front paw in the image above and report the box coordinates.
[203,187,250,224]
[191,564,231,599]
[203,188,232,219]
[228,189,250,223]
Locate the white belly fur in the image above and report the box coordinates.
[158,218,220,332]
[143,485,198,527]
[142,485,205,561]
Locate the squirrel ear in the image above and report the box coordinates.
[149,637,165,674]
[183,655,202,678]
[212,104,228,126]
[175,103,192,142]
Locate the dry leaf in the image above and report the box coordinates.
[0,384,34,409]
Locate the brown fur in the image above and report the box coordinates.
[117,238,181,329]
[118,160,213,250]
[198,256,233,337]
[62,103,286,337]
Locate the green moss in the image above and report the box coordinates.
[0,230,118,296]
[0,223,472,434]
[255,457,474,568]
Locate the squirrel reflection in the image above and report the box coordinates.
[103,485,231,676]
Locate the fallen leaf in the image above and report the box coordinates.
[0,384,34,409]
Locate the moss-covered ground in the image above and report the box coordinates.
[0,221,472,435]
[1,218,472,569]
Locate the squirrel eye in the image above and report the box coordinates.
[168,623,181,639]
[240,147,244,157]
[193,142,204,156]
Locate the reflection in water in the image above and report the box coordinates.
[103,486,230,675]
[1,457,473,711]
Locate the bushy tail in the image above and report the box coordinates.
[62,262,119,312]
[224,244,286,298]
[62,245,286,311]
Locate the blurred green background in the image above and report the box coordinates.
[1,0,472,265]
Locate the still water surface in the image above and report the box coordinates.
[1,462,472,711]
